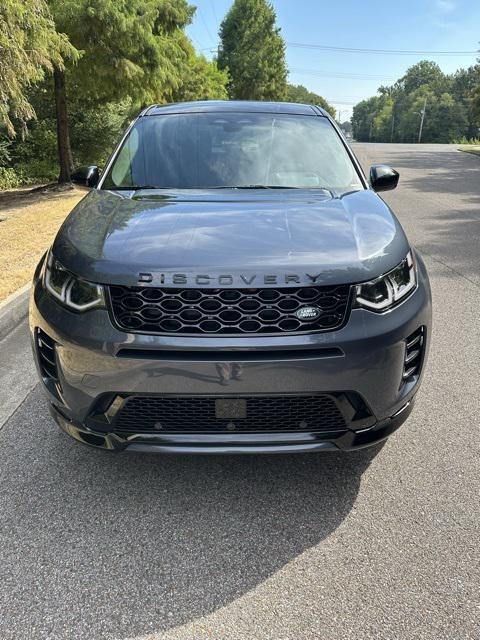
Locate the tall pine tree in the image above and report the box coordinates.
[217,0,287,101]
[0,0,75,136]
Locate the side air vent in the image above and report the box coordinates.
[36,328,58,381]
[403,326,425,382]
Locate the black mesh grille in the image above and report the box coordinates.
[108,285,351,335]
[113,395,348,434]
[36,329,58,380]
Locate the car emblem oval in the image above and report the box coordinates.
[295,306,321,321]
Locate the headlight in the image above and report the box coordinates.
[44,252,105,311]
[355,252,416,312]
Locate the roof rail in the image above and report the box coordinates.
[314,105,330,117]
[138,104,159,117]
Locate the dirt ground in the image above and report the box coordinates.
[0,185,85,302]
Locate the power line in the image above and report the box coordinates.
[324,100,359,106]
[287,42,478,56]
[210,0,219,26]
[191,36,208,51]
[198,8,216,45]
[200,43,478,59]
[289,67,397,81]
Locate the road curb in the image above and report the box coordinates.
[0,284,30,341]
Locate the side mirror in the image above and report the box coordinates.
[71,165,100,188]
[370,164,399,192]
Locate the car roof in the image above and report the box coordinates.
[140,100,329,117]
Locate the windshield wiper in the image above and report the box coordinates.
[111,184,334,194]
[209,185,333,191]
[112,185,158,190]
[213,184,299,189]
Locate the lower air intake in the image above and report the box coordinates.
[113,395,348,434]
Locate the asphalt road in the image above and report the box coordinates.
[0,144,479,640]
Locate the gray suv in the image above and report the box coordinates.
[30,101,431,454]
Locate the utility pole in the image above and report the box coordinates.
[369,113,376,141]
[390,113,395,143]
[418,96,427,143]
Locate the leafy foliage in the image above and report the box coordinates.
[171,51,229,102]
[286,85,335,117]
[4,81,134,184]
[0,0,77,135]
[0,167,21,190]
[352,60,479,143]
[1,1,230,186]
[49,0,197,107]
[217,0,287,100]
[1,0,385,188]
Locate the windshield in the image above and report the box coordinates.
[102,112,363,191]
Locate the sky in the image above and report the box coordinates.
[186,0,480,120]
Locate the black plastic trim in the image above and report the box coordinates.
[49,398,412,454]
[115,347,344,361]
[106,285,354,338]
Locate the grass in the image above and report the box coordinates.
[458,145,480,157]
[0,185,85,302]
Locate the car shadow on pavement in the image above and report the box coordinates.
[0,385,382,640]
[384,150,480,201]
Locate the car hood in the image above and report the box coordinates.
[53,188,409,287]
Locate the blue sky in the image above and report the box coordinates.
[186,0,480,120]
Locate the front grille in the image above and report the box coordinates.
[108,285,351,335]
[403,326,425,381]
[113,395,348,434]
[36,329,58,380]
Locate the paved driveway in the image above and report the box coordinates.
[0,144,479,639]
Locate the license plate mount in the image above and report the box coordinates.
[215,398,247,420]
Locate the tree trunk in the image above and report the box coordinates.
[53,67,73,183]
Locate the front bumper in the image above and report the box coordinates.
[49,398,414,453]
[30,255,431,454]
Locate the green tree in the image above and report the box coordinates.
[5,79,133,184]
[172,51,229,102]
[352,59,474,143]
[396,60,448,95]
[396,87,434,142]
[0,0,75,136]
[48,0,197,182]
[217,0,287,100]
[372,97,394,142]
[452,65,480,138]
[472,84,480,131]
[390,61,450,142]
[423,92,468,142]
[286,84,335,117]
[351,96,381,141]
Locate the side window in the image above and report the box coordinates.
[111,127,140,187]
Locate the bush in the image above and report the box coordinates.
[6,89,133,186]
[453,136,480,145]
[0,167,21,190]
